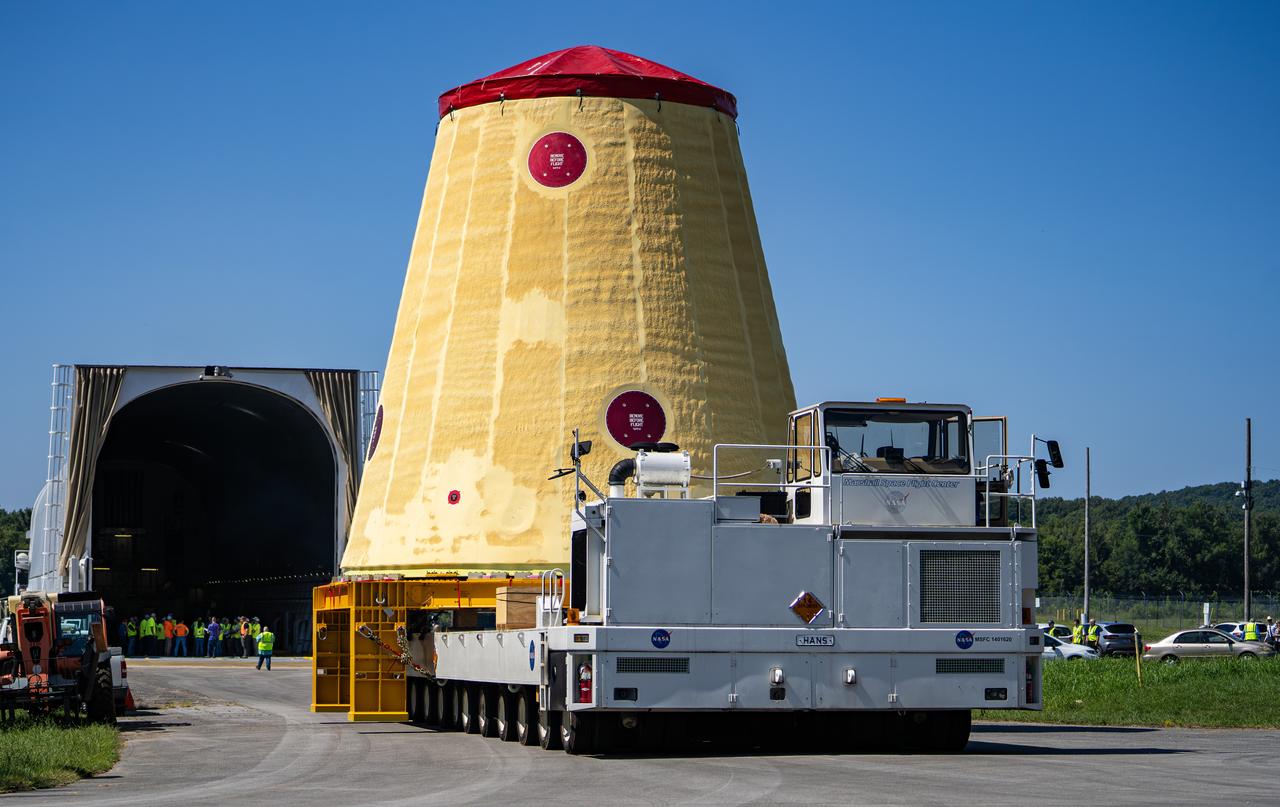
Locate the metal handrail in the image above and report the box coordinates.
[982,454,1038,529]
[711,443,832,501]
[539,568,564,628]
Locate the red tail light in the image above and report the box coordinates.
[120,659,128,679]
[1143,645,1151,652]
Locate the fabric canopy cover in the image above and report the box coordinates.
[437,45,738,119]
[304,370,362,531]
[59,365,126,572]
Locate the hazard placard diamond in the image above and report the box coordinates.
[789,591,825,624]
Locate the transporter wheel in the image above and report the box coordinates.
[423,680,440,726]
[561,711,597,756]
[434,682,456,730]
[496,688,519,742]
[460,685,479,734]
[929,710,971,753]
[538,708,562,751]
[406,679,425,723]
[477,686,498,738]
[516,688,538,746]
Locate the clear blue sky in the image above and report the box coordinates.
[2,2,1277,509]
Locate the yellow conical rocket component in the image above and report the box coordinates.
[341,47,795,576]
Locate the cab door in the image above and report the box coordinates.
[973,416,1007,526]
[788,409,821,522]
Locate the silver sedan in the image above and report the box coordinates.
[1141,628,1275,663]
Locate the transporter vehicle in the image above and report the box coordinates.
[0,591,117,722]
[1142,629,1274,663]
[1042,634,1098,662]
[315,400,1061,754]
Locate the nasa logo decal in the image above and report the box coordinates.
[366,404,384,460]
[529,132,586,188]
[955,630,974,650]
[651,629,671,649]
[529,640,536,670]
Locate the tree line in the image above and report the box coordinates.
[0,508,32,596]
[1036,480,1280,597]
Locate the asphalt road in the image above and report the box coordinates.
[8,662,1278,806]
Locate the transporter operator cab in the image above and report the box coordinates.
[784,400,1062,529]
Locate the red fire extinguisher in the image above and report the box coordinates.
[577,660,593,703]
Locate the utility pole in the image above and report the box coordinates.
[1083,447,1090,624]
[1242,418,1253,621]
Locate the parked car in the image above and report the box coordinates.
[1042,633,1099,662]
[1142,629,1275,663]
[1213,621,1274,641]
[1095,622,1140,657]
[1038,623,1074,641]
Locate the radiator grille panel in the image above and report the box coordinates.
[919,549,1002,623]
[616,657,690,674]
[936,658,1005,675]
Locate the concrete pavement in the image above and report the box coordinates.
[8,665,1278,806]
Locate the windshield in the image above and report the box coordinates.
[824,409,970,475]
[56,613,93,656]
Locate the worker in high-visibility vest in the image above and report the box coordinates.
[1086,619,1101,649]
[163,615,176,656]
[1071,619,1085,646]
[193,618,207,657]
[140,613,157,657]
[255,625,276,671]
[240,618,254,659]
[125,617,138,657]
[174,620,190,657]
[1243,619,1260,642]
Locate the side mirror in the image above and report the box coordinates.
[1035,459,1052,489]
[1046,440,1064,468]
[570,439,592,462]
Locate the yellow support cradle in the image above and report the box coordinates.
[311,578,505,721]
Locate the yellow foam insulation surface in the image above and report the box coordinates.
[342,96,795,575]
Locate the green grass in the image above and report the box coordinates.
[0,716,120,792]
[978,656,1280,728]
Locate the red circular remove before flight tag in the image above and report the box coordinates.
[605,390,667,448]
[528,132,586,188]
[447,490,461,505]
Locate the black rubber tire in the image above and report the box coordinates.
[434,683,455,730]
[460,685,479,734]
[1161,655,1179,664]
[423,681,440,726]
[477,686,497,738]
[930,710,971,753]
[1239,652,1257,660]
[85,669,116,725]
[516,688,538,746]
[539,708,562,750]
[407,679,425,723]
[561,711,597,755]
[497,688,519,742]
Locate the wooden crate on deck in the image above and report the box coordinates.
[496,586,540,629]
